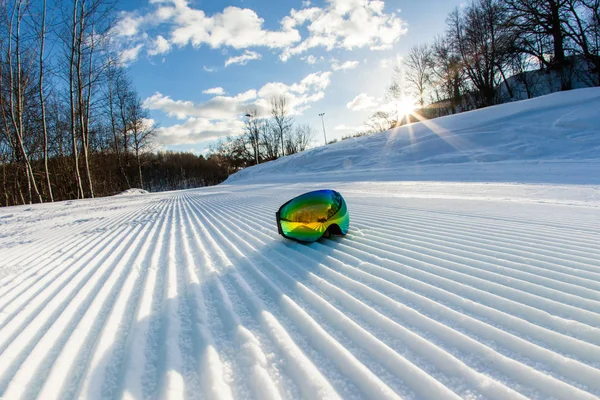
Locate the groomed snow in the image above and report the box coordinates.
[117,188,149,196]
[1,89,599,400]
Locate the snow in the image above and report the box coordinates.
[1,88,600,399]
[226,87,600,185]
[117,188,149,196]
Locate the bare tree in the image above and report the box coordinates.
[127,97,155,189]
[63,0,115,198]
[404,44,433,107]
[504,0,571,90]
[115,71,134,176]
[38,0,53,201]
[65,0,84,198]
[388,64,408,125]
[0,0,237,206]
[105,60,130,188]
[431,34,465,114]
[285,124,314,155]
[260,120,279,161]
[270,95,293,157]
[244,107,261,165]
[563,0,600,85]
[3,0,43,204]
[366,111,397,133]
[448,1,515,107]
[0,140,11,206]
[292,124,314,153]
[208,135,252,174]
[509,51,542,98]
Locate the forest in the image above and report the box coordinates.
[0,0,234,207]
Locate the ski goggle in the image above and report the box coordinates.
[276,190,350,242]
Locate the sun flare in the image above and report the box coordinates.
[397,97,418,117]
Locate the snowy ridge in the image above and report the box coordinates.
[1,182,599,399]
[226,88,600,185]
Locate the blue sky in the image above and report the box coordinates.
[115,0,465,154]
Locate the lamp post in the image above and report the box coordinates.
[245,113,259,165]
[319,112,327,145]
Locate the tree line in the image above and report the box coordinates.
[0,0,231,207]
[366,0,600,131]
[208,95,316,175]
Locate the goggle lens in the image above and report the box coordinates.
[277,190,349,242]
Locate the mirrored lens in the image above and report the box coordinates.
[280,190,341,219]
[278,190,349,242]
[279,221,328,242]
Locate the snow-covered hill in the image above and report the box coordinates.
[1,88,600,400]
[227,87,600,185]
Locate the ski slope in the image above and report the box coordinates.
[227,87,600,185]
[1,89,600,400]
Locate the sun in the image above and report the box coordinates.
[397,97,417,117]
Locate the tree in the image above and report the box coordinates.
[1,0,43,204]
[260,120,279,161]
[404,44,433,107]
[127,96,156,189]
[0,140,11,206]
[563,0,600,85]
[366,111,397,133]
[448,0,515,107]
[286,124,314,154]
[509,50,543,98]
[388,64,409,125]
[504,0,570,70]
[39,0,53,201]
[105,60,131,188]
[244,107,261,165]
[208,136,252,174]
[431,34,465,114]
[0,0,233,206]
[62,0,116,198]
[292,124,314,153]
[270,95,293,157]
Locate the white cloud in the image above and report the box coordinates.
[112,14,144,37]
[346,93,379,111]
[370,44,393,51]
[148,35,171,55]
[160,3,301,50]
[203,66,217,72]
[302,55,317,64]
[144,89,258,120]
[120,44,144,63]
[113,0,406,62]
[252,71,332,114]
[202,87,226,95]
[332,60,359,71]
[157,118,245,145]
[224,50,262,67]
[280,0,407,60]
[146,71,332,145]
[145,72,331,121]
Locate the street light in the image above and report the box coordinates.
[319,112,327,145]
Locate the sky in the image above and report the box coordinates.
[115,0,465,155]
